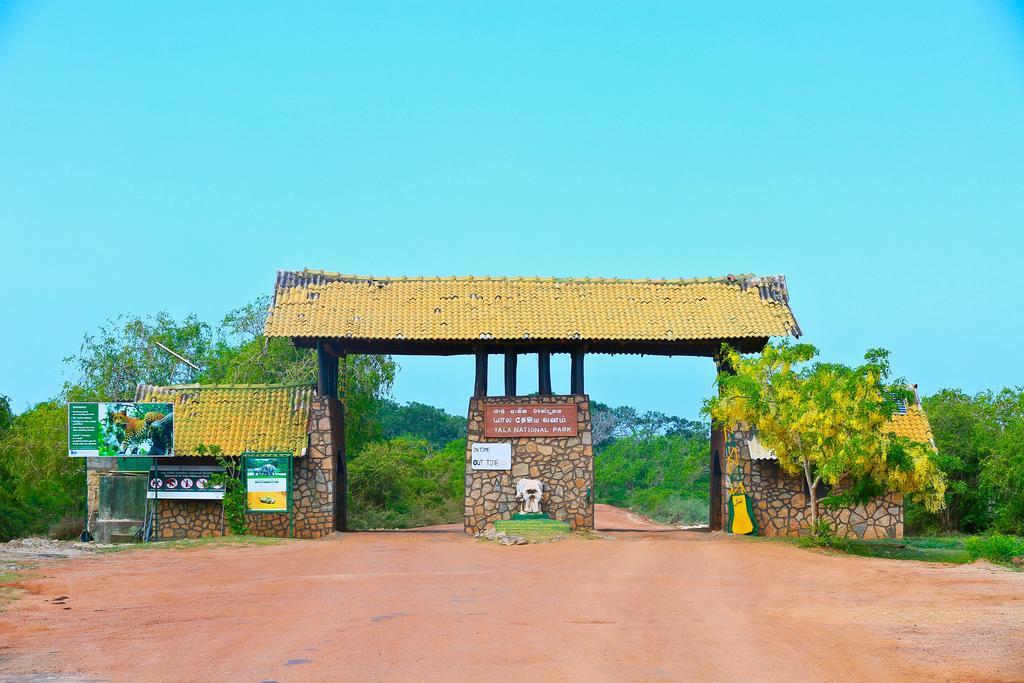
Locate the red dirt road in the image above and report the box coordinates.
[1,507,1022,682]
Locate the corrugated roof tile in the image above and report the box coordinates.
[134,383,313,457]
[264,270,801,342]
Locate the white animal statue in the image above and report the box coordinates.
[515,478,544,514]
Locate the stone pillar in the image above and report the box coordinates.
[464,394,594,534]
[292,394,340,538]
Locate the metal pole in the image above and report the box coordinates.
[80,460,93,542]
[289,456,295,539]
[153,460,160,541]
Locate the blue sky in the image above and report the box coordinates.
[2,2,1022,419]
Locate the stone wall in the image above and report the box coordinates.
[723,425,904,539]
[465,395,593,534]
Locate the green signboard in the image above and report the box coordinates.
[68,402,174,457]
[244,454,292,513]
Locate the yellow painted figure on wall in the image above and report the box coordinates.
[726,433,758,535]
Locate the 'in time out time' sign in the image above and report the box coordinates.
[483,403,578,438]
[470,442,512,470]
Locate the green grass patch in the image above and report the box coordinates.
[494,518,572,542]
[842,539,972,564]
[107,535,288,554]
[964,533,1024,564]
[755,534,975,564]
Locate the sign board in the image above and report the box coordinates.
[148,466,225,500]
[470,442,512,470]
[68,402,174,457]
[244,455,291,512]
[484,403,578,438]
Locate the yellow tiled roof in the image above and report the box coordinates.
[134,383,313,457]
[264,270,801,342]
[888,404,936,449]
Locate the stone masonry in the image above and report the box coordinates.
[720,424,904,539]
[465,395,593,534]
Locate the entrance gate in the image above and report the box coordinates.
[264,270,801,532]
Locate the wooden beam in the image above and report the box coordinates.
[570,347,585,394]
[504,349,518,396]
[474,350,488,397]
[291,336,773,358]
[537,350,552,396]
[316,339,339,397]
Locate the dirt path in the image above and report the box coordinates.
[593,503,687,531]
[1,508,1022,682]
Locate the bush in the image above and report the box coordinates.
[964,534,1024,564]
[650,495,708,525]
[797,520,853,551]
[49,515,85,541]
[346,436,464,529]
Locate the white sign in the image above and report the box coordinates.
[471,442,512,470]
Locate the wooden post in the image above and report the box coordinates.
[316,339,338,397]
[570,347,585,395]
[504,349,517,396]
[474,350,488,397]
[538,350,552,396]
[709,352,736,531]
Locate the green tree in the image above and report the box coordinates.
[916,389,993,532]
[0,401,82,540]
[0,394,12,433]
[63,312,212,401]
[979,388,1024,534]
[376,399,467,448]
[703,342,946,532]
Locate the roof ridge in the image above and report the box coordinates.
[279,269,787,287]
[139,382,315,391]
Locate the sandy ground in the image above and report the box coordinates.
[1,506,1022,682]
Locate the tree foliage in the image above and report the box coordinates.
[375,399,467,448]
[704,341,946,531]
[908,387,1024,535]
[591,402,705,446]
[0,400,82,540]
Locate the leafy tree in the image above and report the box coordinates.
[63,312,212,401]
[912,386,1024,535]
[916,389,993,532]
[0,401,82,540]
[979,388,1024,534]
[703,341,946,532]
[0,394,12,434]
[376,399,467,448]
[591,402,706,446]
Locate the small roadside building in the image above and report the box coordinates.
[729,386,937,538]
[86,383,340,540]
